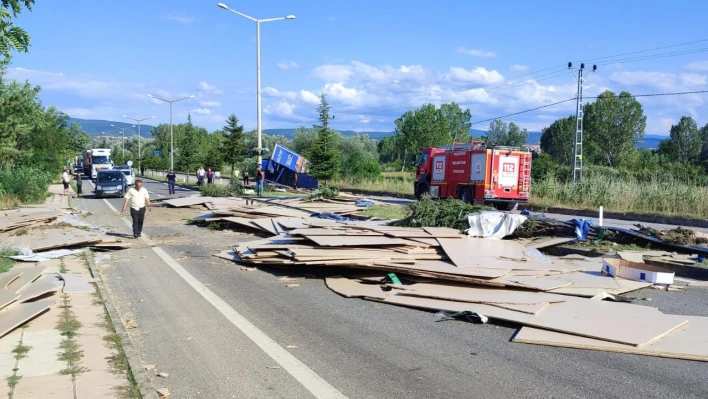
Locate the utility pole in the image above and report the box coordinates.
[568,62,597,184]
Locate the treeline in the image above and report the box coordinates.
[0,60,91,204]
[537,90,708,184]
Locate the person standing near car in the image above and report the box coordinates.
[74,169,83,196]
[166,170,176,194]
[121,179,151,238]
[62,168,71,195]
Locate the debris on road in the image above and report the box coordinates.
[213,218,708,362]
[157,371,169,378]
[602,258,675,285]
[144,364,156,371]
[156,387,171,398]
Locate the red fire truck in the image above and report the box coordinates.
[414,141,532,209]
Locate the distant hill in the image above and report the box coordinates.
[69,118,156,138]
[69,119,666,148]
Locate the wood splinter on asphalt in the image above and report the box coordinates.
[285,345,299,349]
[157,372,169,378]
[266,366,281,369]
[143,364,156,371]
[286,284,300,288]
[156,387,171,398]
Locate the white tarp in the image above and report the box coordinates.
[8,247,82,262]
[467,211,527,239]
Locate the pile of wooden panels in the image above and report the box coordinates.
[216,223,708,361]
[164,193,384,218]
[0,265,61,339]
[0,210,61,233]
[2,226,132,252]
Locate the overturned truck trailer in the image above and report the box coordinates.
[263,143,318,189]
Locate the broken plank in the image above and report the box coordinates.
[0,300,55,338]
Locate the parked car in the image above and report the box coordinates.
[94,170,127,198]
[118,168,134,185]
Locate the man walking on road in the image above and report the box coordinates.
[197,166,206,186]
[166,170,176,194]
[121,179,152,238]
[74,169,83,196]
[255,164,265,196]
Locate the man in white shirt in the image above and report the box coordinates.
[61,168,71,195]
[121,179,152,238]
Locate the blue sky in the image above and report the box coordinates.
[5,0,708,134]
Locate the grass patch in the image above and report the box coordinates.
[0,194,20,210]
[330,177,413,196]
[0,247,18,274]
[531,174,708,219]
[362,205,406,220]
[59,259,68,274]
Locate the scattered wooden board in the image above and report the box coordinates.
[59,274,94,293]
[0,270,23,289]
[513,316,708,361]
[16,276,60,303]
[0,300,55,338]
[0,289,20,310]
[7,266,47,293]
[325,276,388,299]
[303,236,412,247]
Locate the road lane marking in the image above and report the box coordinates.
[151,247,347,399]
[99,197,346,398]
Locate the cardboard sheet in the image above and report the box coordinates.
[376,294,688,346]
[163,196,213,207]
[303,236,412,247]
[7,266,47,293]
[0,299,55,338]
[396,283,569,305]
[438,237,571,271]
[0,289,20,310]
[422,227,464,238]
[325,276,388,299]
[0,270,23,289]
[513,316,708,361]
[16,276,61,302]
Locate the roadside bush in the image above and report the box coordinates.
[200,180,245,197]
[307,185,339,200]
[392,194,491,230]
[0,167,53,203]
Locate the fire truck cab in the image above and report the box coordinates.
[414,141,531,210]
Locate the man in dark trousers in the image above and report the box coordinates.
[166,170,176,194]
[206,168,215,184]
[121,179,152,238]
[255,164,265,196]
[74,170,83,196]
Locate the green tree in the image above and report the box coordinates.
[221,114,246,174]
[180,114,199,174]
[308,93,340,183]
[0,0,33,59]
[377,136,400,164]
[583,90,646,167]
[484,119,528,147]
[540,116,576,166]
[439,102,472,143]
[0,74,42,167]
[658,116,701,164]
[67,122,90,153]
[292,126,318,157]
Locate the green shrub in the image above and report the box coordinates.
[200,180,244,197]
[307,185,339,200]
[392,194,491,230]
[0,167,53,203]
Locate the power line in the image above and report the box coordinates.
[471,98,576,124]
[471,90,708,125]
[351,39,708,118]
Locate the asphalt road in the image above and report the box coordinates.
[73,178,708,398]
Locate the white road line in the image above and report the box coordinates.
[103,199,119,213]
[156,194,165,198]
[151,247,346,399]
[100,196,345,398]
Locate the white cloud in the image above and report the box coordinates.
[610,71,680,91]
[162,15,199,24]
[457,47,496,58]
[327,16,336,21]
[686,61,708,72]
[300,90,320,104]
[312,64,354,82]
[191,108,212,115]
[446,67,504,84]
[277,61,301,71]
[198,81,223,95]
[199,100,221,108]
[511,65,529,72]
[681,73,707,86]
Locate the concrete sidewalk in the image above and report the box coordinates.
[0,257,129,398]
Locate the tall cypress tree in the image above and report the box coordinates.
[308,93,340,184]
[222,114,246,175]
[181,113,198,174]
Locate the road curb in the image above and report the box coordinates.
[85,250,159,399]
[524,205,708,229]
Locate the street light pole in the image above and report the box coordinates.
[122,115,155,173]
[111,124,136,159]
[217,2,295,164]
[147,94,194,171]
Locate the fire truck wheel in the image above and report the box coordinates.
[494,202,518,211]
[415,183,429,199]
[459,187,473,204]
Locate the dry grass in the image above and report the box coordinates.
[0,194,20,210]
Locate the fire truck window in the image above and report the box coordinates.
[417,152,428,166]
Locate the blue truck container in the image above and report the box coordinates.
[264,144,318,189]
